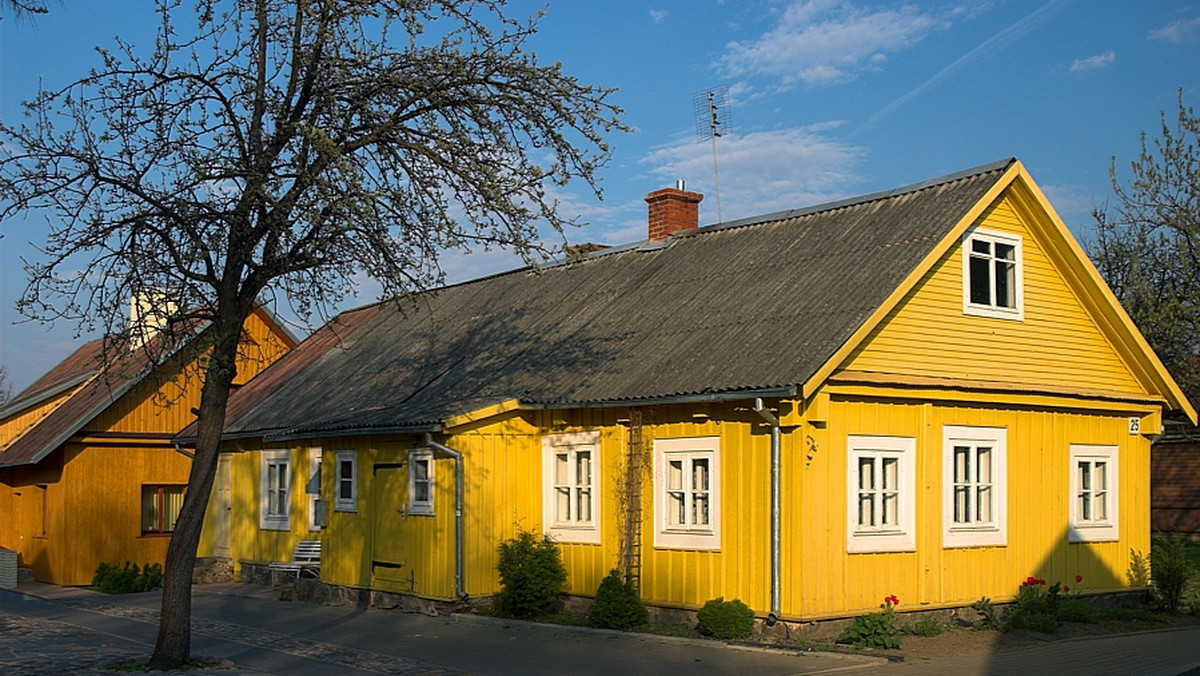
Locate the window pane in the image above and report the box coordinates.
[340,460,353,480]
[555,453,569,485]
[995,259,1014,307]
[882,457,898,490]
[693,493,709,526]
[577,487,592,522]
[141,486,159,532]
[556,486,571,521]
[954,447,970,483]
[976,485,992,523]
[976,447,992,484]
[859,457,874,490]
[969,256,991,305]
[955,486,970,523]
[1078,461,1090,491]
[859,492,875,527]
[693,458,709,492]
[163,486,185,531]
[414,459,429,481]
[972,239,992,255]
[882,491,898,527]
[668,460,683,491]
[1095,462,1106,490]
[577,451,592,488]
[1079,490,1091,521]
[668,490,685,526]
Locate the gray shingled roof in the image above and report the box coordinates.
[224,159,1014,439]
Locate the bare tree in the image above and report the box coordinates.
[0,364,13,406]
[0,0,624,668]
[1089,90,1200,407]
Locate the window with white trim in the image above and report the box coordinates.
[943,426,1007,547]
[335,450,358,512]
[654,437,720,550]
[1069,444,1118,542]
[847,436,916,553]
[542,431,600,543]
[260,450,290,530]
[409,448,434,516]
[307,447,324,531]
[963,228,1023,320]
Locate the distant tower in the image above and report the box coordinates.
[693,85,731,223]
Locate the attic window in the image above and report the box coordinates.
[963,228,1023,320]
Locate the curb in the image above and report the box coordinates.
[449,612,888,665]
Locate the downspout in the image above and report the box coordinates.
[754,398,781,625]
[424,433,468,601]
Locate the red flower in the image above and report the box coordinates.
[884,594,899,606]
[1062,585,1070,592]
[1075,575,1083,583]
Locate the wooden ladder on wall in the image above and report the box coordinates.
[621,408,644,589]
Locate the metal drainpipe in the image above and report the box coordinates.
[754,398,782,625]
[424,433,468,601]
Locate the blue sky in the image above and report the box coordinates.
[2,0,1198,393]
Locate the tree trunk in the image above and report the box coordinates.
[148,323,241,670]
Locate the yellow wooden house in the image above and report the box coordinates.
[0,304,294,585]
[200,159,1195,622]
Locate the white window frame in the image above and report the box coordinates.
[335,450,358,513]
[408,448,434,516]
[847,435,916,553]
[654,436,720,551]
[542,431,601,544]
[962,227,1024,321]
[260,449,291,531]
[1069,444,1119,542]
[307,447,324,531]
[942,426,1007,548]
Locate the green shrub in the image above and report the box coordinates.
[1005,580,1058,633]
[837,598,902,649]
[696,597,756,640]
[903,614,948,637]
[495,528,567,619]
[1059,598,1096,624]
[91,561,164,594]
[588,569,647,630]
[971,596,1001,630]
[1151,536,1194,613]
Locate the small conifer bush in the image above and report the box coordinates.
[91,561,164,594]
[588,569,647,630]
[696,596,756,639]
[495,528,567,618]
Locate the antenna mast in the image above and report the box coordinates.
[693,85,731,223]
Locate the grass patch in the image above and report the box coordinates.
[1098,607,1167,630]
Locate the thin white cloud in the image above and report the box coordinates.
[859,0,1073,132]
[1148,16,1200,43]
[1069,51,1115,73]
[649,9,669,24]
[717,0,950,88]
[640,125,866,221]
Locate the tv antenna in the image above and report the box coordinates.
[693,85,731,223]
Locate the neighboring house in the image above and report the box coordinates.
[1151,422,1200,538]
[197,159,1195,622]
[0,304,295,585]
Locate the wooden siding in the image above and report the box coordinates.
[216,393,1154,619]
[787,391,1152,619]
[842,189,1143,396]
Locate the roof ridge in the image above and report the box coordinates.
[691,157,1017,235]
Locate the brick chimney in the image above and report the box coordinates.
[645,182,704,242]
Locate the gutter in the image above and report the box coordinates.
[424,432,468,601]
[754,397,782,625]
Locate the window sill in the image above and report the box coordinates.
[138,533,172,538]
